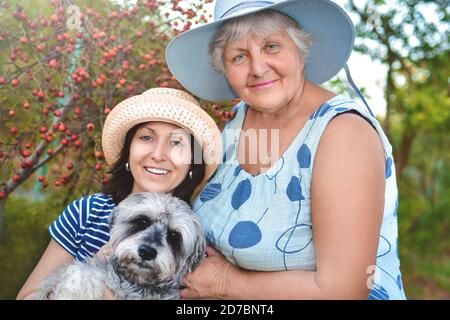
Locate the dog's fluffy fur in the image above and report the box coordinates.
[37,192,205,300]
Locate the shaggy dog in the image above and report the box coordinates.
[37,192,205,299]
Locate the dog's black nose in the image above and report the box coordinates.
[138,245,157,260]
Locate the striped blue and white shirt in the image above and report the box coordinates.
[49,193,115,262]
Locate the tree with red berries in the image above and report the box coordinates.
[0,0,233,230]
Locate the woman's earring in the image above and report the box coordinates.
[189,171,193,180]
[125,162,130,172]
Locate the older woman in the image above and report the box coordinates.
[166,0,406,299]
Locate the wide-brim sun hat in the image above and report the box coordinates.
[102,87,222,182]
[166,0,355,101]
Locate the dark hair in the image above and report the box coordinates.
[101,123,206,205]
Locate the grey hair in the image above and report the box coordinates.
[209,10,313,74]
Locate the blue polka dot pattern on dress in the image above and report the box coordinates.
[231,179,252,210]
[297,144,311,168]
[193,95,406,299]
[369,284,390,300]
[223,143,235,163]
[228,221,262,249]
[386,157,393,178]
[286,176,305,202]
[199,183,222,202]
[310,103,332,119]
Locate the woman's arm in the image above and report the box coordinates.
[16,239,74,300]
[181,113,386,299]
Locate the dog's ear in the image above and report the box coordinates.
[108,206,119,229]
[187,225,206,273]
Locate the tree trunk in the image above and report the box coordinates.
[383,61,395,141]
[395,127,417,180]
[0,197,5,232]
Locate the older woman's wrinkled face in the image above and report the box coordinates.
[223,30,305,113]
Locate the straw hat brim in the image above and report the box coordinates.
[102,89,222,182]
[166,0,354,101]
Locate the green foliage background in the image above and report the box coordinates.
[0,196,65,299]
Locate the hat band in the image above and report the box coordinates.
[220,0,275,19]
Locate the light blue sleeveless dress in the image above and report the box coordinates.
[192,95,406,300]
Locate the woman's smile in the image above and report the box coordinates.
[249,79,279,89]
[144,166,172,177]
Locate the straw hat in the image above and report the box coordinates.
[166,0,355,101]
[102,87,222,182]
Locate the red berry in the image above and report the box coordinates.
[94,151,103,159]
[11,78,19,87]
[21,150,32,158]
[61,173,69,182]
[24,159,34,168]
[86,123,95,131]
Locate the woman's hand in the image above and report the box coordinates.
[180,246,237,299]
[96,244,116,299]
[102,287,116,300]
[96,243,113,261]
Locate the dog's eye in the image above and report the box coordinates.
[131,216,151,230]
[167,230,182,254]
[167,230,181,244]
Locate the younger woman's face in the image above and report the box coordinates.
[129,121,192,194]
